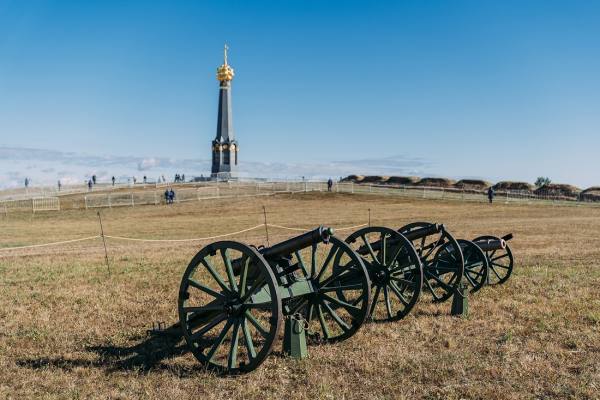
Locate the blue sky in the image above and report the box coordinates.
[0,0,599,188]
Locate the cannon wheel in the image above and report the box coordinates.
[178,241,281,374]
[292,236,371,344]
[399,222,464,303]
[457,239,488,293]
[473,235,514,285]
[344,226,423,322]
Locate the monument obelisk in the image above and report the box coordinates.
[211,44,238,180]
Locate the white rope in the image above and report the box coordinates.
[0,223,369,252]
[266,223,367,232]
[266,223,307,232]
[103,224,264,243]
[0,235,100,251]
[333,223,369,231]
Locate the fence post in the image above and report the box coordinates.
[351,182,354,194]
[31,198,35,214]
[85,196,88,210]
[131,193,135,207]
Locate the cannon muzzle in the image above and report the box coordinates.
[474,238,506,252]
[231,226,334,275]
[261,226,334,260]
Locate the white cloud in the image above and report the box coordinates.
[0,146,433,189]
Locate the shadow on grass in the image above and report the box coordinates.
[16,323,204,377]
[16,323,289,377]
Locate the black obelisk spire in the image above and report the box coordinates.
[211,44,238,179]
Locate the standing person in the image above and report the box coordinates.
[24,177,29,188]
[143,175,147,184]
[88,179,93,191]
[164,188,170,204]
[133,176,137,184]
[112,176,116,186]
[92,175,97,185]
[327,178,333,192]
[182,173,185,182]
[487,187,495,204]
[57,180,62,191]
[169,188,175,204]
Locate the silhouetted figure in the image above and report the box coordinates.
[143,176,147,184]
[92,175,97,185]
[164,189,170,204]
[57,180,61,191]
[24,177,29,188]
[327,178,333,192]
[487,187,495,204]
[112,176,116,186]
[88,179,93,191]
[181,174,185,182]
[133,177,137,184]
[169,189,175,204]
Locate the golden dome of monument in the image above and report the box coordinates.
[216,44,235,82]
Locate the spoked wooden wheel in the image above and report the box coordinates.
[178,241,281,374]
[344,227,423,322]
[399,222,464,303]
[457,239,488,293]
[291,236,371,344]
[473,235,514,285]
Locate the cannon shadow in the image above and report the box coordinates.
[16,322,289,377]
[16,324,202,377]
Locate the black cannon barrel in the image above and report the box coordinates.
[261,226,334,260]
[402,223,442,241]
[474,238,506,252]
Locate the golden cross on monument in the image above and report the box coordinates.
[224,44,229,65]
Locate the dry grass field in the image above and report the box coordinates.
[1,192,599,399]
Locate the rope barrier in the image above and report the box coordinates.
[0,223,368,252]
[266,223,368,232]
[103,224,265,242]
[0,235,100,251]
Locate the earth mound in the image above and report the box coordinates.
[534,183,581,199]
[386,176,420,185]
[454,179,491,190]
[492,181,534,192]
[416,177,456,187]
[580,187,600,202]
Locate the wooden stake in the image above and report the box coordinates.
[262,205,270,246]
[97,211,111,275]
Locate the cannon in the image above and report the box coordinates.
[456,239,488,293]
[177,226,371,373]
[472,234,514,285]
[398,222,464,302]
[342,227,423,322]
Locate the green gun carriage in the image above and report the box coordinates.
[343,226,424,322]
[177,226,372,373]
[472,234,514,285]
[455,233,515,292]
[398,222,465,303]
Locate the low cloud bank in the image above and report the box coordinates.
[0,146,433,189]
